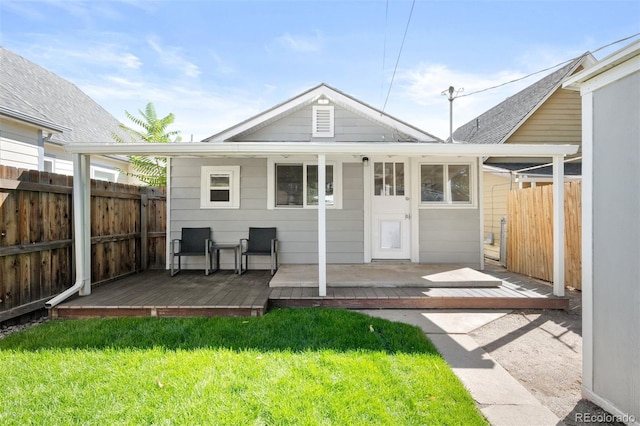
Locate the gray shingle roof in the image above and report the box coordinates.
[0,47,126,144]
[452,54,590,144]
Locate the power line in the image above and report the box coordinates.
[381,0,389,104]
[382,0,416,111]
[458,32,640,99]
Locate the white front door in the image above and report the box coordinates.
[371,159,411,259]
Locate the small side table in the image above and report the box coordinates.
[210,243,240,274]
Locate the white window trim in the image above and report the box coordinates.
[43,157,55,173]
[200,165,240,209]
[417,160,477,209]
[91,165,119,182]
[312,105,335,138]
[267,157,342,210]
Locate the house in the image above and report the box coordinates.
[564,40,640,425]
[453,53,595,260]
[0,47,133,183]
[53,83,576,305]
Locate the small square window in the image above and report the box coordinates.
[201,166,240,209]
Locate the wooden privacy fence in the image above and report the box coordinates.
[507,181,581,289]
[0,165,166,322]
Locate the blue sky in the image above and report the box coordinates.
[1,0,639,141]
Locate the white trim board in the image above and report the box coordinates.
[64,141,580,157]
[564,40,640,93]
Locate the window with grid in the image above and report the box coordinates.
[200,166,240,209]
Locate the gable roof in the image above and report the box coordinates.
[0,47,127,145]
[452,53,596,144]
[203,83,442,143]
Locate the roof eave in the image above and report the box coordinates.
[0,106,70,133]
[563,40,640,89]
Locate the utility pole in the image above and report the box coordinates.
[441,86,463,142]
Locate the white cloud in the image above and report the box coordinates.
[16,41,142,70]
[1,0,47,20]
[147,37,201,78]
[388,59,565,139]
[80,74,264,141]
[277,31,323,53]
[208,52,234,75]
[263,84,277,94]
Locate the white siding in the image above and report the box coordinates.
[591,71,640,420]
[0,119,132,183]
[170,157,364,270]
[234,104,412,142]
[45,143,131,183]
[0,119,41,169]
[418,208,481,268]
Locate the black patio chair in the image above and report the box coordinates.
[170,227,215,276]
[240,227,278,275]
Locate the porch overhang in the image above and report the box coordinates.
[55,142,577,307]
[64,141,579,157]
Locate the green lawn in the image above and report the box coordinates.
[0,309,486,425]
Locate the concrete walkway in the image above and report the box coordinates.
[359,309,562,426]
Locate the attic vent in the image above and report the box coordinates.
[312,105,334,137]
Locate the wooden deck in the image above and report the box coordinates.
[51,270,273,319]
[50,265,569,319]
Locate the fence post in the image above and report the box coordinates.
[500,216,507,267]
[140,191,148,271]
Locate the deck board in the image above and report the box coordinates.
[52,270,272,318]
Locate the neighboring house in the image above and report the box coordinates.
[0,47,133,183]
[564,40,640,425]
[453,53,596,260]
[59,83,576,302]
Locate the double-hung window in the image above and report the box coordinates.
[269,159,341,209]
[420,163,472,206]
[200,166,240,209]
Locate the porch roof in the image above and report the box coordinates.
[64,141,579,157]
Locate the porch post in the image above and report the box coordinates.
[318,154,327,296]
[76,153,92,296]
[552,155,565,297]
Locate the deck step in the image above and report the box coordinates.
[269,296,569,310]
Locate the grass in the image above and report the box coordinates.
[0,309,487,425]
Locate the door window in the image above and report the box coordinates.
[374,162,405,196]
